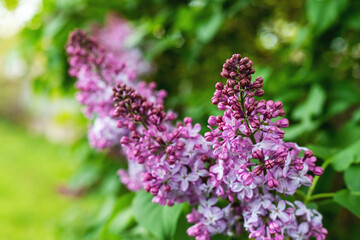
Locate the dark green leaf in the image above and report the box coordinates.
[334,189,360,218]
[132,190,183,240]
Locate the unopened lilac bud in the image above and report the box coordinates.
[150,187,159,196]
[204,132,215,141]
[304,150,314,158]
[265,159,275,169]
[253,167,263,176]
[120,136,130,145]
[275,157,285,166]
[201,154,209,162]
[226,88,235,96]
[163,185,171,192]
[142,172,153,181]
[267,179,279,188]
[155,136,165,145]
[241,173,254,186]
[211,97,219,105]
[216,116,223,123]
[184,117,192,125]
[276,118,289,128]
[186,212,197,223]
[167,155,176,165]
[269,222,281,234]
[215,82,224,90]
[134,115,142,122]
[176,141,185,151]
[252,150,263,160]
[278,109,285,116]
[144,184,151,192]
[128,122,136,131]
[314,166,324,176]
[255,89,264,97]
[275,101,283,109]
[244,127,252,136]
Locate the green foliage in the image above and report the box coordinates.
[344,165,360,193]
[334,190,360,218]
[132,190,184,240]
[306,0,348,35]
[332,139,360,171]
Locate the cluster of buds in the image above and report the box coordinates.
[66,14,163,150]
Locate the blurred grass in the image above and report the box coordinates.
[0,120,76,240]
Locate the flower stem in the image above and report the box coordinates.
[304,158,332,205]
[310,192,335,201]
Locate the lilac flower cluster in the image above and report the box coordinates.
[67,24,327,239]
[66,15,164,150]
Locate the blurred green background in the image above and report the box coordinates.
[1,0,360,239]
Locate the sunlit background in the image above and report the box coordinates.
[1,0,360,239]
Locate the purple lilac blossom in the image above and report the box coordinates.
[67,27,327,240]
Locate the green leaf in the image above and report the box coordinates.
[196,10,224,43]
[101,193,135,238]
[132,190,183,240]
[344,165,360,193]
[334,189,360,218]
[292,84,326,122]
[306,0,348,35]
[332,139,360,171]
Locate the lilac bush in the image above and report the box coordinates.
[66,16,327,240]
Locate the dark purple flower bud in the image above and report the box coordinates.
[215,82,224,90]
[204,132,215,141]
[230,71,237,79]
[241,173,254,186]
[255,89,265,97]
[212,97,220,105]
[252,150,263,160]
[278,109,285,116]
[269,222,281,234]
[184,117,192,125]
[267,178,279,188]
[226,88,235,96]
[128,122,136,131]
[304,150,314,158]
[253,167,263,176]
[275,157,285,166]
[142,172,153,181]
[314,166,324,176]
[275,146,287,158]
[176,141,185,151]
[134,115,142,122]
[244,127,252,136]
[164,185,171,192]
[120,136,130,145]
[208,116,217,126]
[276,118,289,128]
[167,155,176,165]
[201,154,209,162]
[265,159,275,169]
[275,101,283,109]
[150,187,159,196]
[144,184,151,192]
